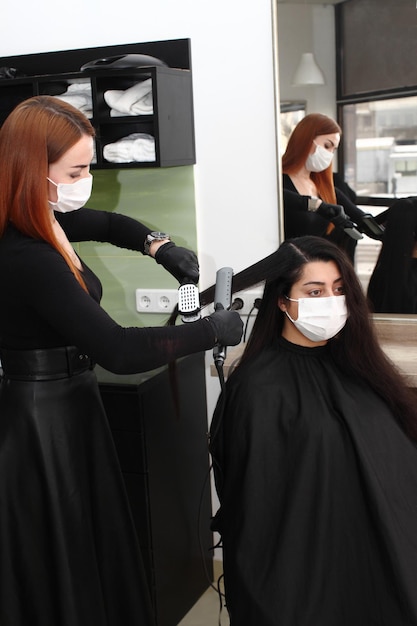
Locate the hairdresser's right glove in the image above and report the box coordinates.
[317,202,362,240]
[155,242,200,284]
[206,307,243,347]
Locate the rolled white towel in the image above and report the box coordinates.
[104,79,153,116]
[54,82,93,118]
[103,133,156,163]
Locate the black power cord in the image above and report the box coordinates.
[196,297,245,624]
[243,297,262,342]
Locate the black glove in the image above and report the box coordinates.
[206,307,243,347]
[317,202,351,227]
[317,202,362,240]
[155,241,200,284]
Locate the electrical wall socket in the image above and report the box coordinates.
[136,289,178,314]
[231,288,264,316]
[135,286,264,315]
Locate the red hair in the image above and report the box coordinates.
[0,96,95,289]
[282,113,341,204]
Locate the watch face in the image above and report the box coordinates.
[151,231,169,239]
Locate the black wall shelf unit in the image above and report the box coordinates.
[0,39,195,168]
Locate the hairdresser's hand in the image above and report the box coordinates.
[317,202,352,228]
[206,306,243,347]
[316,202,362,240]
[155,242,200,284]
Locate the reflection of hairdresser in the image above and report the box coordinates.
[282,113,383,260]
[367,197,417,313]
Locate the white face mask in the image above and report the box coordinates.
[285,295,348,342]
[305,142,334,173]
[47,174,93,213]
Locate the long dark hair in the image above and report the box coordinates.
[198,236,417,441]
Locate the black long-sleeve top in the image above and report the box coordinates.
[283,173,365,237]
[0,208,215,374]
[283,174,366,259]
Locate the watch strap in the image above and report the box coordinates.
[144,231,170,255]
[308,196,320,212]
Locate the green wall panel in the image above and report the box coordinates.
[77,166,197,327]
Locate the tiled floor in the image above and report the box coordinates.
[177,561,230,626]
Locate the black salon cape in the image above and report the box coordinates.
[210,337,417,626]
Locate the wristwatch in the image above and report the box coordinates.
[144,231,170,255]
[308,196,320,212]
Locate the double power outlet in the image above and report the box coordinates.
[135,287,264,315]
[136,289,179,314]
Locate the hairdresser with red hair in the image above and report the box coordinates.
[0,95,242,626]
[282,113,380,260]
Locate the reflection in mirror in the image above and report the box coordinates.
[277,105,417,317]
[280,112,384,272]
[274,3,417,316]
[366,198,417,314]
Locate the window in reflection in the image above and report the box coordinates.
[342,97,417,199]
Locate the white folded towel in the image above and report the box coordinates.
[103,133,156,163]
[104,79,153,116]
[54,82,93,118]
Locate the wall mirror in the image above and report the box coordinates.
[274,0,417,318]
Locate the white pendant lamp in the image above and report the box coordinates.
[292,52,325,86]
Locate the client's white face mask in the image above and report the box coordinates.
[47,174,93,213]
[285,295,348,342]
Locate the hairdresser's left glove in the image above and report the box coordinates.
[155,242,200,284]
[317,202,363,240]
